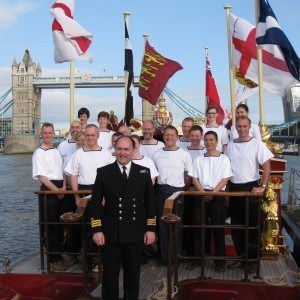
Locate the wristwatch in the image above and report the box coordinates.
[261,184,266,188]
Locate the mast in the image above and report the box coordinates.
[142,34,150,121]
[254,0,265,125]
[224,5,236,124]
[70,61,75,124]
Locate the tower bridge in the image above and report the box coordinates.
[33,75,140,89]
[1,48,299,154]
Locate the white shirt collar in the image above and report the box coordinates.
[117,161,132,176]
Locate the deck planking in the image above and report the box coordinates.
[7,253,296,299]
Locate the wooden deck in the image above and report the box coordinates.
[7,252,297,299]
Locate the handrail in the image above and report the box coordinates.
[35,190,92,195]
[163,191,263,218]
[162,190,264,300]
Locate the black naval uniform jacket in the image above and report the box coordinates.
[88,161,156,244]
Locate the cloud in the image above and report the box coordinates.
[0,1,39,30]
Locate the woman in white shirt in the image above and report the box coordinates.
[230,104,262,140]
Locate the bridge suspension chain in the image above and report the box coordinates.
[164,87,205,118]
[0,100,13,117]
[0,88,12,105]
[270,117,300,133]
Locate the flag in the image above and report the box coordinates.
[230,12,299,99]
[206,56,224,125]
[256,0,300,80]
[51,0,93,63]
[138,40,183,106]
[124,19,134,126]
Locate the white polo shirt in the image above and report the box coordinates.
[32,147,63,181]
[225,138,274,184]
[188,153,232,191]
[152,147,192,187]
[65,147,115,185]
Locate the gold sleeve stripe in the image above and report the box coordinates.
[91,219,102,227]
[147,220,156,225]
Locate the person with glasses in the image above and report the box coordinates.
[139,120,164,160]
[202,106,229,152]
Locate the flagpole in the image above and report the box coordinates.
[70,60,75,123]
[124,12,130,112]
[205,46,208,112]
[142,34,150,121]
[254,0,265,126]
[224,5,236,125]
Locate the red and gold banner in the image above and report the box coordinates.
[138,41,182,106]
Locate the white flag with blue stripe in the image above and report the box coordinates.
[256,0,300,81]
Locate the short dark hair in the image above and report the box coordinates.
[97,111,109,120]
[85,124,99,131]
[112,132,124,138]
[189,125,203,134]
[236,115,252,125]
[116,135,136,148]
[163,125,178,136]
[206,106,218,115]
[131,134,141,144]
[78,107,90,118]
[236,104,249,113]
[204,130,218,141]
[42,123,54,130]
[182,117,194,124]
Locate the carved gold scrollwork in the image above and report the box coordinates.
[261,183,280,254]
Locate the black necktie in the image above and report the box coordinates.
[122,166,127,181]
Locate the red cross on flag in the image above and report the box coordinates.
[51,0,93,63]
[230,12,298,98]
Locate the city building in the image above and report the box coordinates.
[282,83,300,122]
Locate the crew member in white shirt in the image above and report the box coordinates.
[58,121,83,264]
[186,125,206,160]
[230,104,262,140]
[225,116,273,271]
[65,124,115,272]
[176,117,194,149]
[189,131,232,272]
[32,123,67,272]
[58,121,82,173]
[97,111,115,150]
[152,125,192,263]
[202,106,229,152]
[139,120,164,160]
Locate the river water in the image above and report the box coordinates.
[0,153,299,264]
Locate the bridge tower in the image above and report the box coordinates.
[11,48,42,135]
[4,49,41,154]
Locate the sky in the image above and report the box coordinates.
[0,0,299,130]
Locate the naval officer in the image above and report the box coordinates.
[88,135,156,300]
